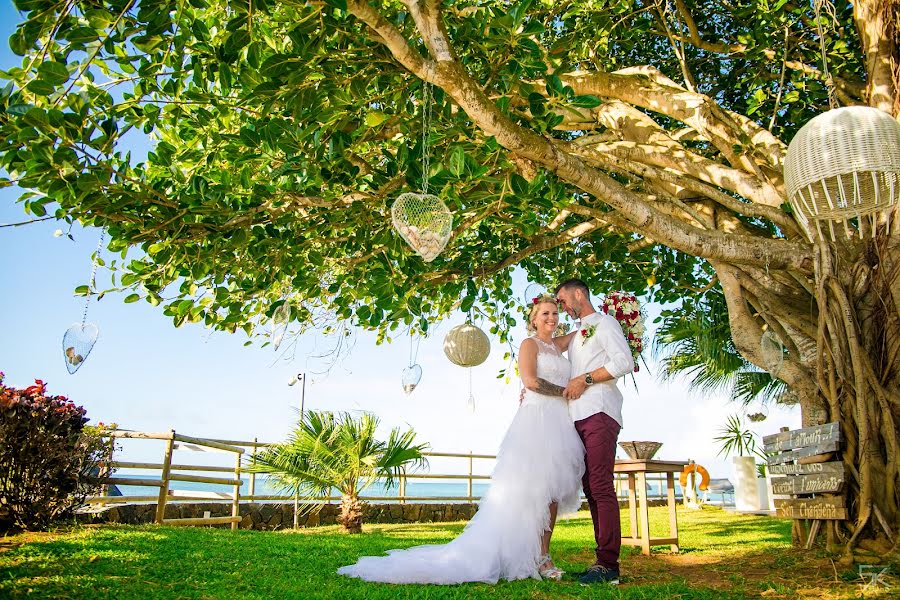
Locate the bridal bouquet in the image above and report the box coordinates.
[600,291,645,372]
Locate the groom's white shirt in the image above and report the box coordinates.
[566,311,634,427]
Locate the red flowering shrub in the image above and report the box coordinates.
[0,372,111,531]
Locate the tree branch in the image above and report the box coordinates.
[345,1,812,273]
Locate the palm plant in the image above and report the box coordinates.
[653,287,785,406]
[713,414,765,459]
[248,410,428,533]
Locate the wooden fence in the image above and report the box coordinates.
[86,429,680,524]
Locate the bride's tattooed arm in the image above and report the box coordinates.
[533,378,566,396]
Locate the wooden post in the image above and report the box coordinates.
[248,437,257,498]
[467,451,474,501]
[101,434,115,499]
[398,474,406,504]
[155,430,176,525]
[666,472,679,552]
[637,471,651,555]
[627,473,638,540]
[293,488,300,529]
[231,451,241,531]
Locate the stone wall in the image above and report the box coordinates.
[80,501,479,530]
[79,499,668,530]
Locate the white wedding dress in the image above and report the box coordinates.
[337,338,585,584]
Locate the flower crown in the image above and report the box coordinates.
[531,293,557,305]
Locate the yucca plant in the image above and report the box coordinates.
[248,410,428,533]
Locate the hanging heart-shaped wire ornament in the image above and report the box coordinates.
[402,364,423,395]
[523,283,544,305]
[271,300,291,351]
[391,192,452,262]
[390,82,453,263]
[62,322,99,374]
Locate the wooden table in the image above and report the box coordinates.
[614,459,687,555]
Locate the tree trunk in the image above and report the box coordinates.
[339,495,364,534]
[720,234,900,562]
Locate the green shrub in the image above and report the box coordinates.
[0,373,111,532]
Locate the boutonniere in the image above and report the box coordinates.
[580,325,597,344]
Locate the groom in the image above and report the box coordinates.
[555,279,634,585]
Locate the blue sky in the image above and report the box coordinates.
[0,4,799,476]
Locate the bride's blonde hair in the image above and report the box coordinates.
[527,295,558,334]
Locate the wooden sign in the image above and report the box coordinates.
[774,497,847,520]
[770,472,844,495]
[763,422,840,453]
[767,439,840,465]
[768,461,844,476]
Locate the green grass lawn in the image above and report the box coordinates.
[1,506,894,599]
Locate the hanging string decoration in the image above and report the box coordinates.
[62,229,105,374]
[271,299,291,351]
[443,322,490,367]
[391,82,453,262]
[600,291,645,372]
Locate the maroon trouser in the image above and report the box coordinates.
[574,411,621,570]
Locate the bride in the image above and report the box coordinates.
[337,295,584,584]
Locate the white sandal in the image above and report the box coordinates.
[538,554,565,580]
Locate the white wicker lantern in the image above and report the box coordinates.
[391,192,453,262]
[443,323,490,367]
[784,106,900,241]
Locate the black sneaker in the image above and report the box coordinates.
[578,564,620,585]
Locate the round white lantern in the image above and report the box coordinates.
[443,323,490,367]
[784,106,900,240]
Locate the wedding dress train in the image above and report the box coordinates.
[337,339,585,584]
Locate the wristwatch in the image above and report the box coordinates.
[584,373,594,386]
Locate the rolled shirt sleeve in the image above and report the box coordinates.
[598,315,635,379]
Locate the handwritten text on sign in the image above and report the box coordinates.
[768,461,844,475]
[774,497,847,520]
[770,471,844,495]
[763,422,839,453]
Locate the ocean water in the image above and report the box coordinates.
[109,475,725,503]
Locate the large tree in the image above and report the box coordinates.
[0,0,897,559]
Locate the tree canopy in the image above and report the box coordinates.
[0,0,868,342]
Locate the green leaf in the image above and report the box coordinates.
[449,146,466,177]
[25,79,56,96]
[64,27,101,44]
[124,293,141,303]
[74,285,90,296]
[6,103,33,116]
[569,95,601,108]
[37,62,70,86]
[364,110,389,128]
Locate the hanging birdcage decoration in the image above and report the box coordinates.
[784,106,900,241]
[391,193,452,262]
[443,323,490,367]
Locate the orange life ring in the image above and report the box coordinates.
[680,463,710,491]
